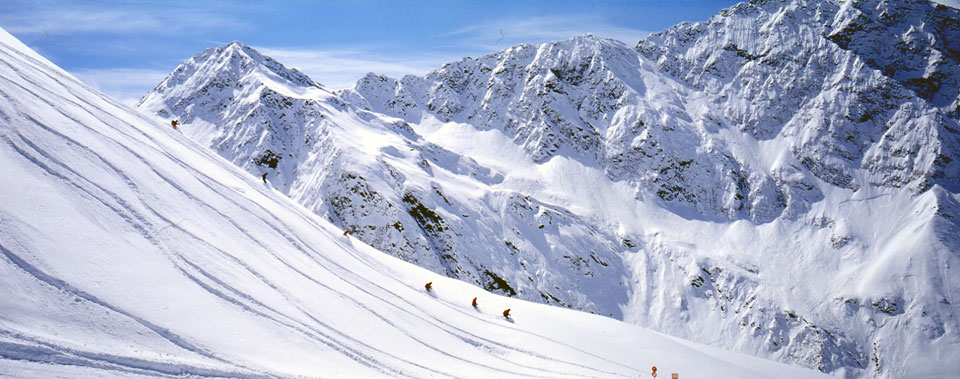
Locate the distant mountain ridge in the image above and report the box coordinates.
[138,0,960,377]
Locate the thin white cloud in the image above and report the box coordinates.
[71,68,169,106]
[0,5,242,36]
[444,15,652,51]
[5,10,161,35]
[257,47,461,90]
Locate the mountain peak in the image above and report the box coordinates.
[138,40,321,120]
[545,33,629,54]
[224,40,248,49]
[194,40,317,89]
[215,41,272,68]
[567,33,601,42]
[146,41,317,95]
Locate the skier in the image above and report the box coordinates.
[502,308,511,318]
[261,173,268,183]
[472,297,478,308]
[425,282,432,291]
[171,119,178,129]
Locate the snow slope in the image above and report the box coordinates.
[0,26,831,377]
[137,0,960,377]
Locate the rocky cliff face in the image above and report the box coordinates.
[139,1,960,377]
[340,36,790,223]
[637,0,960,193]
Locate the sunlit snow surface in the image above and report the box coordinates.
[0,28,834,377]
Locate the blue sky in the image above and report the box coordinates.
[0,0,741,104]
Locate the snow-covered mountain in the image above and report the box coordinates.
[0,26,831,378]
[138,0,960,377]
[138,41,631,318]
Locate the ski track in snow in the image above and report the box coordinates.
[0,124,630,377]
[0,97,486,379]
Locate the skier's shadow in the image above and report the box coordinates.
[472,304,513,323]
